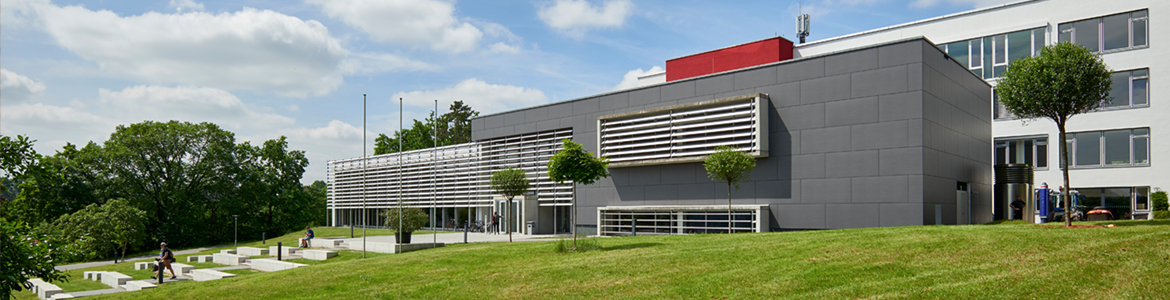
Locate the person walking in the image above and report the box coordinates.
[151,242,177,280]
[491,212,502,235]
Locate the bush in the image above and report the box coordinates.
[1154,211,1170,220]
[380,207,429,233]
[1152,191,1168,211]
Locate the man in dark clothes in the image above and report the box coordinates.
[151,242,176,280]
[1011,196,1026,220]
[492,212,502,234]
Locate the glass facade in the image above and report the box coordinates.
[1065,128,1150,168]
[995,136,1047,169]
[1076,187,1150,220]
[1058,9,1149,53]
[943,27,1044,80]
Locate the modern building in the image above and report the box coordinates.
[328,36,993,234]
[790,0,1165,220]
[327,0,1161,235]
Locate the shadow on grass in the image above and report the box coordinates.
[1084,219,1170,227]
[604,243,663,251]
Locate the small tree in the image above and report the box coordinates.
[547,139,609,247]
[51,198,146,262]
[380,208,428,243]
[995,42,1111,227]
[704,145,757,233]
[490,167,530,242]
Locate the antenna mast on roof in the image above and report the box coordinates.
[796,1,810,44]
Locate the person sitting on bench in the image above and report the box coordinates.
[300,226,314,248]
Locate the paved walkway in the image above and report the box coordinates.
[339,231,566,246]
[56,245,229,271]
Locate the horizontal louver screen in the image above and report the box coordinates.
[598,93,768,167]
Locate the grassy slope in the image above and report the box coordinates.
[22,221,1170,299]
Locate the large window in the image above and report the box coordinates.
[1105,69,1150,109]
[995,136,1047,169]
[1064,128,1149,168]
[944,28,1044,79]
[1076,187,1150,220]
[1059,10,1148,53]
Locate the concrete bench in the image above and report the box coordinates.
[134,261,156,270]
[122,281,157,291]
[38,284,63,300]
[301,249,338,260]
[212,253,248,266]
[27,278,45,293]
[317,239,345,248]
[187,255,213,262]
[170,262,195,275]
[191,269,237,282]
[250,259,308,272]
[83,271,99,281]
[269,245,298,257]
[220,249,236,254]
[236,246,268,256]
[49,293,76,299]
[100,272,132,289]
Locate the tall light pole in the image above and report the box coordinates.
[232,215,238,247]
[362,94,367,259]
[433,99,438,246]
[398,98,403,245]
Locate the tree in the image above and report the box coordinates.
[547,139,609,247]
[703,146,757,233]
[0,218,70,298]
[435,100,479,146]
[490,167,530,242]
[995,42,1112,227]
[52,198,146,262]
[380,207,428,243]
[374,101,479,155]
[305,180,328,226]
[374,119,434,155]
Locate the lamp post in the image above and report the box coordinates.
[362,94,367,259]
[232,215,238,247]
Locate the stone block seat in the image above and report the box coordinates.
[122,281,157,291]
[99,272,132,289]
[250,259,308,272]
[191,269,237,282]
[268,245,298,257]
[83,271,100,281]
[212,253,248,266]
[49,293,75,299]
[187,255,213,262]
[236,246,268,256]
[219,249,236,254]
[301,249,338,261]
[134,261,155,270]
[28,278,64,300]
[170,262,195,275]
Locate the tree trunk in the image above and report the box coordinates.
[728,182,733,234]
[1059,121,1072,227]
[507,196,513,243]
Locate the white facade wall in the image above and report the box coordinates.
[796,0,1168,217]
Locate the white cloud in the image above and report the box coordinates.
[98,85,295,132]
[340,52,438,75]
[306,0,484,53]
[283,120,364,141]
[392,78,548,115]
[25,2,348,97]
[537,0,634,37]
[286,104,300,112]
[169,0,204,12]
[0,68,47,103]
[612,66,662,91]
[0,103,111,151]
[909,0,1010,9]
[488,43,521,54]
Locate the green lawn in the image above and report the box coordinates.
[19,221,1170,299]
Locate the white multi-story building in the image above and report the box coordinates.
[796,0,1165,219]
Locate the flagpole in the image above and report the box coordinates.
[398,98,403,245]
[433,99,438,246]
[362,94,367,259]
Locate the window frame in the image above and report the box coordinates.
[1101,68,1151,110]
[1057,9,1149,54]
[1064,128,1151,169]
[995,135,1049,170]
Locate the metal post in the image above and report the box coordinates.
[277,242,282,261]
[232,215,238,247]
[398,98,403,244]
[262,232,266,244]
[362,94,367,259]
[434,99,438,246]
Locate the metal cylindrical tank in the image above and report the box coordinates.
[995,164,1034,221]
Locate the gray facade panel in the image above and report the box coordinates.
[878,41,923,68]
[696,74,735,96]
[734,66,779,90]
[792,154,825,179]
[851,120,909,150]
[878,91,923,122]
[800,74,851,104]
[879,147,924,176]
[777,58,825,83]
[777,104,825,131]
[772,204,825,229]
[879,203,923,227]
[801,126,851,153]
[525,107,548,123]
[826,204,880,229]
[851,65,908,98]
[851,176,909,203]
[825,150,879,178]
[548,103,573,119]
[628,87,661,107]
[826,96,879,127]
[573,98,600,115]
[801,178,852,204]
[756,180,798,202]
[661,81,696,101]
[600,93,629,111]
[756,82,800,108]
[825,48,878,76]
[503,112,525,126]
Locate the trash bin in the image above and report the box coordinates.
[526,221,535,234]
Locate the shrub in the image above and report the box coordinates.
[1152,191,1168,212]
[380,207,429,233]
[1154,211,1170,220]
[554,235,602,253]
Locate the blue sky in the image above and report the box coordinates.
[0,0,1010,183]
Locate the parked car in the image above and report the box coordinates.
[1086,206,1113,221]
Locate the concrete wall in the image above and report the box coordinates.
[472,38,991,230]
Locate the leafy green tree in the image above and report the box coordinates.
[703,146,757,233]
[374,101,479,155]
[1152,190,1168,212]
[995,42,1112,227]
[381,207,428,243]
[5,142,106,225]
[547,139,609,247]
[435,100,479,146]
[1,218,70,297]
[374,119,434,155]
[490,167,530,242]
[51,198,146,262]
[305,180,328,226]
